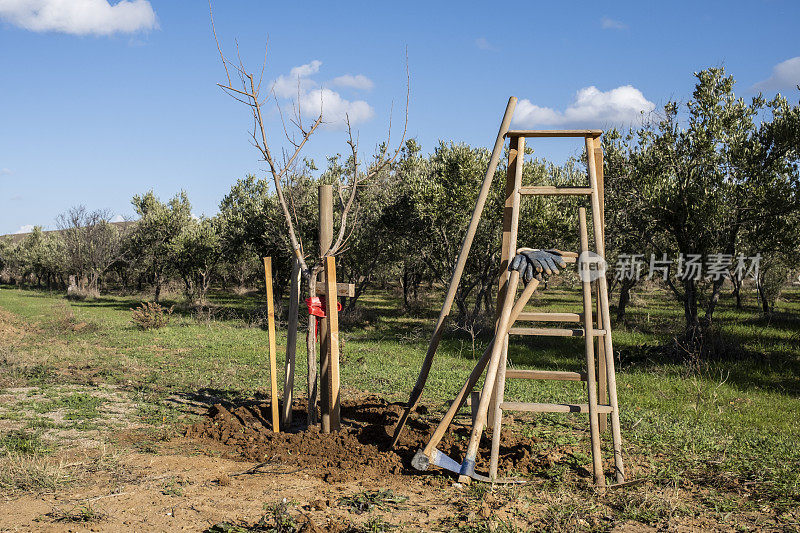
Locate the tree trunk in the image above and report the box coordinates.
[731,274,742,309]
[757,279,771,316]
[616,277,638,321]
[402,268,410,308]
[682,278,701,343]
[701,278,726,329]
[154,273,162,303]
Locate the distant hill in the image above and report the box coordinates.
[0,221,137,244]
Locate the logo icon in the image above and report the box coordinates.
[578,251,607,282]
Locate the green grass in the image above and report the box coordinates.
[0,430,51,455]
[1,282,799,528]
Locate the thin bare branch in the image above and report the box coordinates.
[256,38,269,94]
[209,1,231,87]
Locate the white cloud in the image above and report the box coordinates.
[0,0,157,36]
[514,85,655,128]
[271,60,374,128]
[15,224,34,234]
[0,168,11,175]
[110,214,125,223]
[290,60,321,78]
[475,37,496,51]
[300,88,374,127]
[272,60,321,98]
[753,56,800,91]
[600,16,627,30]
[331,74,374,91]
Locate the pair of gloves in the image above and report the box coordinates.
[509,248,566,284]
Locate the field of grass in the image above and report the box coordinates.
[1,280,799,531]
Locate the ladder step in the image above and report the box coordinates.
[506,129,603,138]
[517,312,581,323]
[505,369,587,381]
[508,327,584,337]
[508,327,609,337]
[519,186,593,196]
[499,402,614,414]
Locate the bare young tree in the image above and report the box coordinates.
[211,5,409,424]
[56,205,128,296]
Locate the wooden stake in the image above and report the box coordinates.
[319,184,334,433]
[282,258,301,428]
[324,255,341,431]
[391,96,517,448]
[263,257,280,433]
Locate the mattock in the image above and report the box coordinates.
[398,104,626,486]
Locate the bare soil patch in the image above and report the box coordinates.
[185,394,582,485]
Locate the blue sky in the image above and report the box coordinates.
[1,0,798,235]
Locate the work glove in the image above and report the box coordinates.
[509,248,566,284]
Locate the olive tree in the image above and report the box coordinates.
[126,191,193,302]
[603,68,800,341]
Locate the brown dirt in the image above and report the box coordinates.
[185,394,572,484]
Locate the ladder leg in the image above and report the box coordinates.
[490,135,525,429]
[595,283,609,433]
[579,208,605,487]
[489,333,509,482]
[599,277,625,483]
[458,271,520,483]
[593,141,609,434]
[586,137,625,484]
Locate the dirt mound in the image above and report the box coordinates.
[186,395,556,483]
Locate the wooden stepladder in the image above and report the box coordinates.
[403,101,625,486]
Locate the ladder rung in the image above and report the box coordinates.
[506,129,603,138]
[505,369,587,381]
[517,312,582,323]
[519,186,593,196]
[499,402,613,414]
[508,327,584,337]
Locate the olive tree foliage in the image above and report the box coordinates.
[377,140,430,308]
[388,140,583,331]
[602,67,800,340]
[736,91,800,315]
[171,216,223,304]
[55,206,127,296]
[217,171,319,296]
[126,191,193,302]
[0,227,65,288]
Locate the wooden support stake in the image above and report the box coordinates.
[282,258,301,428]
[324,255,341,431]
[319,184,334,433]
[263,257,280,433]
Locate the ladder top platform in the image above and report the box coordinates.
[506,129,603,138]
